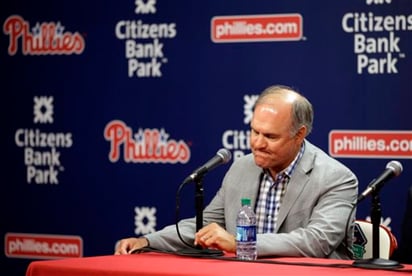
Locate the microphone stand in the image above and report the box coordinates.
[353,189,403,269]
[175,176,223,257]
[194,176,204,233]
[192,176,223,256]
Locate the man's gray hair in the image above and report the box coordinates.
[255,85,314,137]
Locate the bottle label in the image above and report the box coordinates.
[236,225,256,242]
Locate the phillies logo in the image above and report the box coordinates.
[3,15,85,56]
[211,14,303,43]
[5,233,83,259]
[104,120,190,164]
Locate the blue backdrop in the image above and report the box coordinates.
[1,0,411,275]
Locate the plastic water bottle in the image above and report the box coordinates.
[236,198,257,260]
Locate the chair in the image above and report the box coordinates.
[352,219,398,259]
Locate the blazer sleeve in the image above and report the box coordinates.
[145,154,261,252]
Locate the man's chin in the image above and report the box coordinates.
[253,156,269,168]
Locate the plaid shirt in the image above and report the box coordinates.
[255,143,305,233]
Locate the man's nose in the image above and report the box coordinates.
[253,134,266,148]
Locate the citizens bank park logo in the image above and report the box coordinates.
[211,14,303,43]
[135,206,157,235]
[104,120,190,164]
[3,15,85,56]
[15,96,73,184]
[341,0,411,74]
[115,0,177,78]
[329,130,412,159]
[221,94,256,161]
[5,233,83,259]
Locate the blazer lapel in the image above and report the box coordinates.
[275,141,315,232]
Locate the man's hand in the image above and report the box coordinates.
[194,222,236,252]
[114,237,149,255]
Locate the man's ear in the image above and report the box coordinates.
[295,125,307,142]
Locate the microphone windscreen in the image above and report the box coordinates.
[217,148,232,163]
[386,160,403,176]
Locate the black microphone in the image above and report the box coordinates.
[183,148,232,184]
[357,160,403,203]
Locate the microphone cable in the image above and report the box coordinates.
[341,177,377,260]
[175,180,198,249]
[341,202,357,259]
[174,180,224,256]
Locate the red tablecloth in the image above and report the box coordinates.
[26,252,412,276]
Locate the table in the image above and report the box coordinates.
[26,251,412,276]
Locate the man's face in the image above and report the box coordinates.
[250,100,303,176]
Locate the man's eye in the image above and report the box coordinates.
[265,135,279,141]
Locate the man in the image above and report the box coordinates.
[115,85,358,259]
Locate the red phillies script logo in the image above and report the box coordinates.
[104,120,190,163]
[211,14,302,43]
[329,130,412,159]
[3,15,85,55]
[5,233,83,259]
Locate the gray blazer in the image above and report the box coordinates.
[146,140,358,259]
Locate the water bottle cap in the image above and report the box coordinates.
[241,198,251,206]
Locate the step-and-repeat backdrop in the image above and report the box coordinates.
[1,0,411,274]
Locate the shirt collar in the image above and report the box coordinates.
[284,141,305,178]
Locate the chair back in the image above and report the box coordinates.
[353,219,398,259]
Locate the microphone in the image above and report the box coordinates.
[357,160,403,203]
[183,148,232,184]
